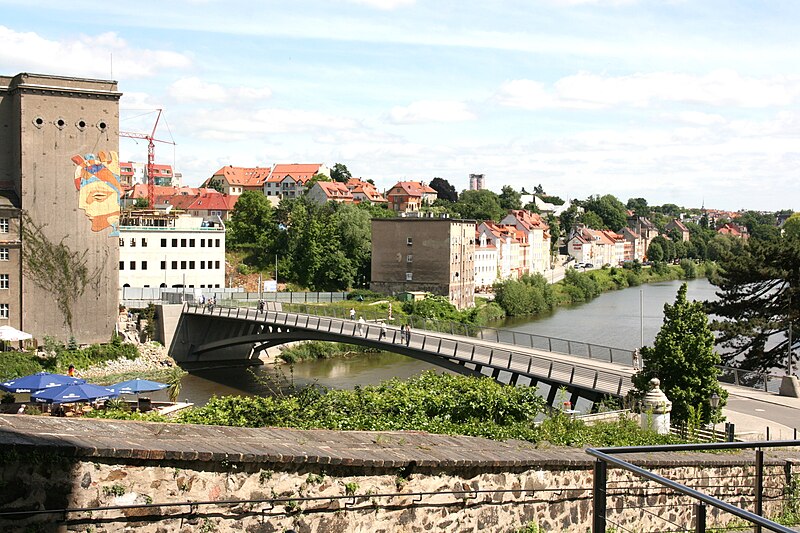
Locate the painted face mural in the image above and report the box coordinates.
[72,151,122,237]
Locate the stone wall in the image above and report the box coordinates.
[1,416,798,532]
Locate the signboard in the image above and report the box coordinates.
[263,280,277,292]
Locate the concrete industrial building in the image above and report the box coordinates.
[0,73,120,343]
[118,211,226,290]
[370,217,476,309]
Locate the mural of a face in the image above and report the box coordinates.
[72,151,122,237]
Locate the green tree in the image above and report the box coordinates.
[583,194,628,231]
[207,180,224,193]
[783,213,800,239]
[429,177,458,202]
[454,189,505,221]
[304,173,331,190]
[498,185,522,210]
[330,163,352,183]
[647,241,664,262]
[579,210,605,230]
[626,197,650,217]
[632,283,726,424]
[133,197,150,209]
[709,235,800,372]
[226,191,275,255]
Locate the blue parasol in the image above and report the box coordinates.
[31,383,117,404]
[0,372,85,393]
[108,378,168,395]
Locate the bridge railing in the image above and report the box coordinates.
[186,303,634,398]
[272,302,637,367]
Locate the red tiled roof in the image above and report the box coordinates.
[270,163,325,182]
[211,166,271,187]
[507,209,549,231]
[315,181,353,200]
[387,181,437,197]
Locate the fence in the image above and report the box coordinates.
[588,440,800,533]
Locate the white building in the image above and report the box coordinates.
[500,210,551,275]
[118,211,226,289]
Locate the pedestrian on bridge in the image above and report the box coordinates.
[349,307,356,321]
[379,321,387,340]
[632,348,641,370]
[405,324,411,346]
[399,324,405,344]
[358,316,366,336]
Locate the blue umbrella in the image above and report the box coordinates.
[108,378,168,395]
[31,383,117,404]
[0,372,85,393]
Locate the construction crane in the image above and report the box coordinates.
[119,109,176,208]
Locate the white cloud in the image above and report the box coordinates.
[168,77,272,103]
[187,107,360,140]
[497,70,800,110]
[0,26,191,79]
[388,100,477,124]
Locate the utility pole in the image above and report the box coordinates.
[640,289,644,348]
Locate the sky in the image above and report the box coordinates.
[1,0,799,212]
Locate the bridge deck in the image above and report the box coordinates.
[180,305,637,400]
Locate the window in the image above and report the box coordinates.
[181,261,187,269]
[161,238,167,247]
[0,304,8,319]
[215,239,220,247]
[200,260,205,269]
[407,237,413,246]
[215,261,220,269]
[119,261,124,270]
[141,238,148,247]
[142,261,148,270]
[129,261,136,270]
[406,272,413,281]
[181,239,187,247]
[172,238,178,247]
[201,239,205,248]
[130,238,136,247]
[171,261,178,269]
[119,238,124,247]
[0,274,8,289]
[406,254,413,263]
[0,219,8,233]
[0,248,7,261]
[160,260,166,270]
[189,239,195,247]
[189,261,195,269]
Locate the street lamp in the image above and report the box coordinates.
[709,392,720,436]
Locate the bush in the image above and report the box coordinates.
[346,289,383,301]
[0,351,45,381]
[679,258,696,279]
[493,273,554,317]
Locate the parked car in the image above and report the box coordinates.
[585,263,594,268]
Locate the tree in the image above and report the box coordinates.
[429,177,458,202]
[783,213,800,239]
[225,191,275,254]
[133,197,150,209]
[708,235,800,373]
[626,198,650,217]
[304,173,331,190]
[330,163,352,183]
[498,185,522,210]
[647,241,664,262]
[583,194,628,231]
[207,180,224,194]
[454,190,505,221]
[579,210,604,230]
[632,283,726,424]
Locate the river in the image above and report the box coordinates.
[166,278,717,406]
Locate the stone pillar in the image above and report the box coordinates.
[640,378,672,435]
[779,375,800,398]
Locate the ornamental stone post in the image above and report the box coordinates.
[640,378,672,435]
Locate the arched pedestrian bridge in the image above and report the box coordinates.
[170,304,638,408]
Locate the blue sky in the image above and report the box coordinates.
[2,0,799,211]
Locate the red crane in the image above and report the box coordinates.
[120,109,176,208]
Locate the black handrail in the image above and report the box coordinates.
[587,440,800,533]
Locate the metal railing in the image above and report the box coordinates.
[186,304,634,398]
[587,440,800,533]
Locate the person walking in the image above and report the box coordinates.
[358,316,366,336]
[349,307,356,321]
[405,324,411,346]
[379,320,387,341]
[399,324,405,344]
[632,348,642,371]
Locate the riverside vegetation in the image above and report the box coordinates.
[89,371,684,448]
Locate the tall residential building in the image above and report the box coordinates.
[118,211,225,289]
[370,218,475,309]
[0,73,120,343]
[469,173,485,191]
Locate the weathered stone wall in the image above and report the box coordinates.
[1,416,798,532]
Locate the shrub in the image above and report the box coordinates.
[679,258,696,279]
[346,289,383,301]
